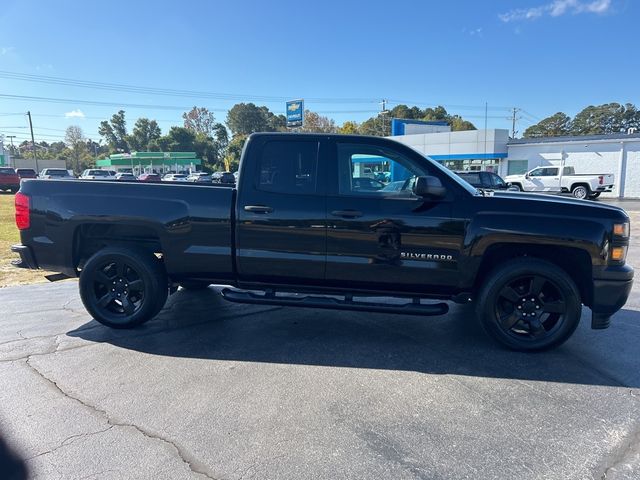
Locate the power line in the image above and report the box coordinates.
[0,70,379,104]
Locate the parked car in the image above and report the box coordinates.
[0,168,19,193]
[12,133,633,352]
[137,173,162,183]
[16,168,38,180]
[352,177,385,191]
[211,171,224,182]
[380,180,407,192]
[186,172,212,183]
[80,169,116,180]
[114,173,138,182]
[219,172,235,184]
[505,166,614,199]
[39,168,74,180]
[162,173,188,182]
[455,171,518,191]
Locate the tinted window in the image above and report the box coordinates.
[532,167,558,177]
[0,168,15,174]
[458,173,481,186]
[489,173,506,187]
[258,141,318,194]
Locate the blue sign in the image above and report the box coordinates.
[286,99,304,127]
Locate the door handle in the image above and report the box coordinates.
[331,209,363,218]
[244,205,273,214]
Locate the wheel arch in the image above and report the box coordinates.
[473,243,593,306]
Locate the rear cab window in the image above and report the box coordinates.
[256,140,320,195]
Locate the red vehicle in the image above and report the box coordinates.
[0,167,20,193]
[137,173,162,183]
[16,168,38,180]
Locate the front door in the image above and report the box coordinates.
[324,139,464,295]
[235,137,327,286]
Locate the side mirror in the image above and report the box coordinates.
[413,176,446,199]
[525,174,530,179]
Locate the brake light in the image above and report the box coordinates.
[599,175,604,185]
[15,192,30,230]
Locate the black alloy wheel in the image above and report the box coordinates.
[476,258,581,351]
[80,247,167,328]
[495,275,567,342]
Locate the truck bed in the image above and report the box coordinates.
[18,179,236,280]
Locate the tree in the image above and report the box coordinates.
[570,103,636,135]
[98,110,130,152]
[129,118,161,151]
[338,121,359,134]
[65,125,86,173]
[183,107,217,136]
[523,112,572,138]
[299,110,337,133]
[226,103,269,136]
[157,127,196,152]
[357,104,476,137]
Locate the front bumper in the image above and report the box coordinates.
[11,244,38,270]
[590,264,634,329]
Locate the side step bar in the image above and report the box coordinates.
[220,288,449,316]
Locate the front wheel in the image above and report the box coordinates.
[588,192,601,200]
[571,185,589,199]
[79,247,168,328]
[475,258,582,351]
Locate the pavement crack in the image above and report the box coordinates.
[596,419,640,479]
[25,425,115,461]
[24,357,219,480]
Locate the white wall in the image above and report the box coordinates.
[13,158,66,172]
[506,138,640,198]
[391,129,509,157]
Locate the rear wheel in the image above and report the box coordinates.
[571,184,589,199]
[79,247,168,328]
[475,258,581,351]
[179,281,210,291]
[511,183,523,191]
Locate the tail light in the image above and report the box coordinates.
[599,175,604,185]
[15,192,30,230]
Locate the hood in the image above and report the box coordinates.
[487,190,629,220]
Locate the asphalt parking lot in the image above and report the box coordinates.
[1,202,639,479]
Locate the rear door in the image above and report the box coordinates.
[324,138,465,294]
[235,136,327,286]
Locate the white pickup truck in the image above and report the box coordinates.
[505,166,614,200]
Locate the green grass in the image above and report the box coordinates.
[0,193,50,287]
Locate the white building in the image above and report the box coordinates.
[505,133,640,198]
[391,127,640,198]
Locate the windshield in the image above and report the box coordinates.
[90,170,110,176]
[0,168,15,174]
[48,170,70,176]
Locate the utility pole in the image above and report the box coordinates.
[511,107,520,138]
[379,99,388,136]
[27,111,39,173]
[6,135,16,167]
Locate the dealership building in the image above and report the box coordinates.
[389,119,640,198]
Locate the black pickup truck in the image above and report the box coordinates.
[12,133,634,351]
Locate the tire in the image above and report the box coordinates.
[475,258,581,351]
[571,184,589,200]
[79,247,168,329]
[511,183,523,192]
[588,192,601,200]
[179,281,210,291]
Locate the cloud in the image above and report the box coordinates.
[499,0,611,22]
[65,109,85,118]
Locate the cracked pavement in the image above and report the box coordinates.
[0,208,638,478]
